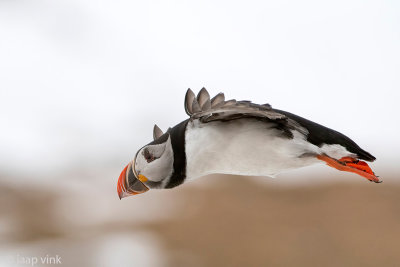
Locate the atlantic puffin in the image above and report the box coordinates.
[117,88,380,199]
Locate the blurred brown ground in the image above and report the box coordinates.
[1,174,399,267]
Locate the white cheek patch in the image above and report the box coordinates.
[145,146,174,182]
[135,142,168,173]
[136,137,174,183]
[135,149,147,172]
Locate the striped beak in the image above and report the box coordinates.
[117,161,149,199]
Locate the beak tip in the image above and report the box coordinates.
[118,191,128,200]
[117,162,150,199]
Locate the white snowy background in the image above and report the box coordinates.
[1,0,399,177]
[0,1,399,266]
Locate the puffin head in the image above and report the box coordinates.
[117,131,174,199]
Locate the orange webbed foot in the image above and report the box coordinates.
[317,155,381,183]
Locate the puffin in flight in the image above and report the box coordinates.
[117,88,380,199]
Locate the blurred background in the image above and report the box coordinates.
[1,0,399,266]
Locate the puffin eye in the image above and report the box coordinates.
[143,148,156,163]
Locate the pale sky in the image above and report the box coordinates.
[0,0,399,177]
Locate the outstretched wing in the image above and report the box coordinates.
[183,88,376,162]
[184,88,307,137]
[185,88,287,122]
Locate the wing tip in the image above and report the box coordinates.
[153,124,163,140]
[184,88,195,116]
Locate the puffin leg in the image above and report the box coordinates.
[316,155,381,183]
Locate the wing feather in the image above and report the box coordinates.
[191,98,201,113]
[185,88,286,122]
[183,88,307,137]
[184,89,195,116]
[210,93,225,108]
[153,124,164,140]
[197,88,211,110]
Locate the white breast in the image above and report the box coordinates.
[184,118,344,181]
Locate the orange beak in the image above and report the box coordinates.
[117,162,149,199]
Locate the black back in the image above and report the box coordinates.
[273,109,376,161]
